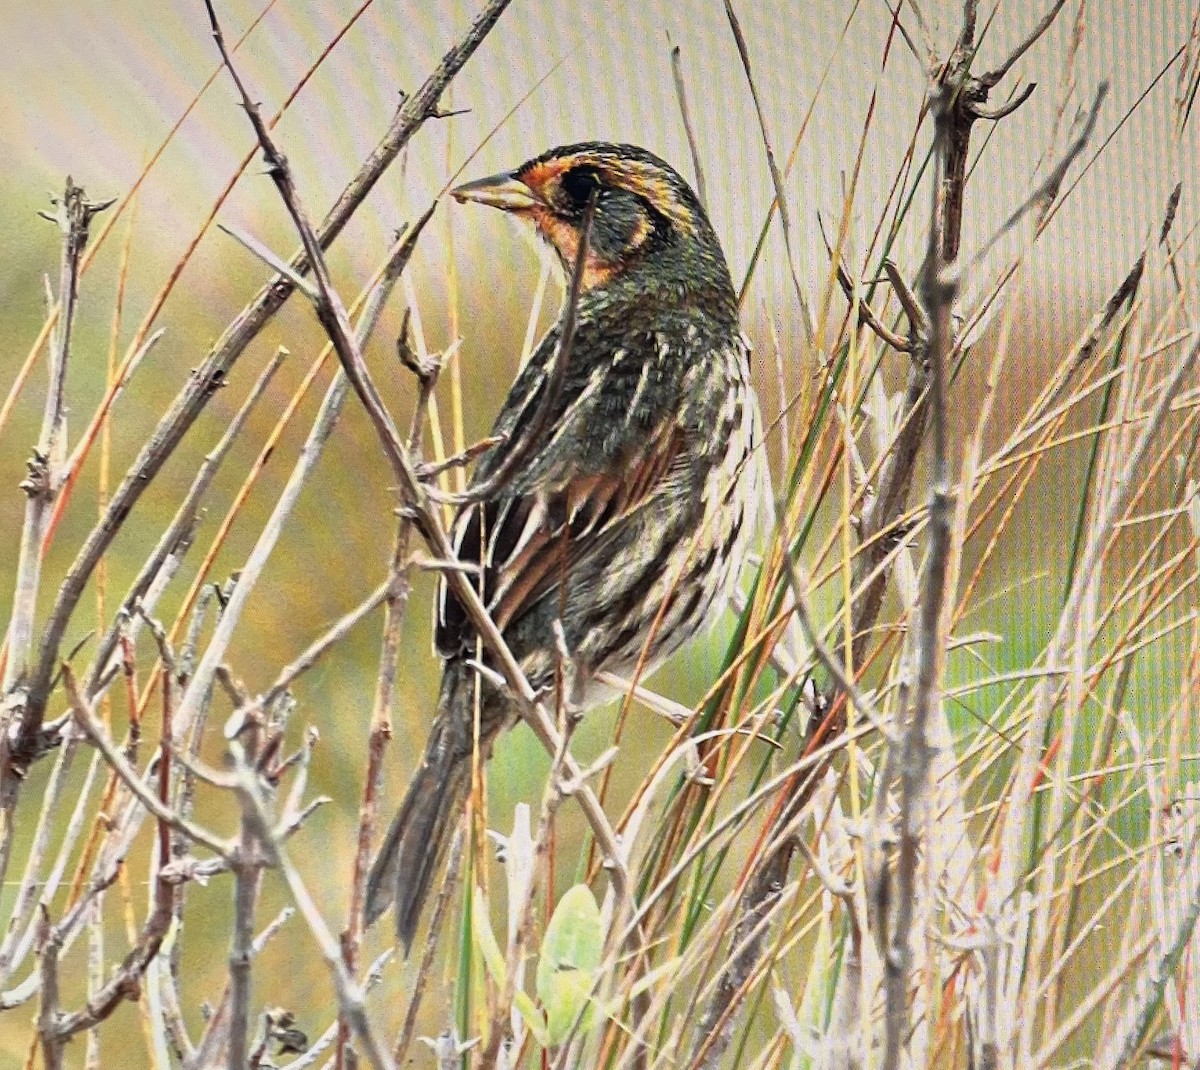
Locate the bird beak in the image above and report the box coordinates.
[450,171,543,212]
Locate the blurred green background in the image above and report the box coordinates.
[1,0,1197,1064]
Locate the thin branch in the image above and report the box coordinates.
[883,259,928,339]
[430,189,597,508]
[669,41,707,211]
[416,432,504,481]
[5,182,110,691]
[62,666,229,858]
[483,715,580,1068]
[820,217,913,352]
[282,951,392,1070]
[258,579,390,713]
[338,324,444,1070]
[49,860,174,1043]
[723,0,814,343]
[17,0,511,751]
[881,77,959,1070]
[228,755,397,1070]
[2,188,111,889]
[779,547,894,742]
[37,908,65,1070]
[228,783,266,1070]
[218,222,320,299]
[185,908,295,1070]
[980,0,1069,84]
[82,334,284,702]
[969,80,1037,121]
[391,831,464,1067]
[167,209,431,751]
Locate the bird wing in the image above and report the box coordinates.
[435,321,715,662]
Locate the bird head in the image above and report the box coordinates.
[451,142,731,301]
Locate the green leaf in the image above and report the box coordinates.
[513,989,551,1047]
[536,884,603,1046]
[472,885,507,988]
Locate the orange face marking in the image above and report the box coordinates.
[520,153,696,232]
[526,206,625,290]
[497,151,695,289]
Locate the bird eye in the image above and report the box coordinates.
[559,166,601,210]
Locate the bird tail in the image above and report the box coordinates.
[364,662,497,952]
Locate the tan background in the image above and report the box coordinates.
[0,0,1196,1061]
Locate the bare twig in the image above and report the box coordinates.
[391,831,464,1067]
[228,775,267,1070]
[778,546,894,741]
[259,579,390,713]
[36,908,65,1070]
[219,221,320,299]
[168,209,431,749]
[669,41,707,210]
[820,217,913,352]
[228,753,397,1070]
[17,0,512,757]
[41,815,175,1048]
[881,78,959,1070]
[76,342,289,694]
[5,182,110,694]
[202,7,634,923]
[723,0,814,343]
[186,908,295,1070]
[979,0,1069,84]
[416,433,504,481]
[0,720,89,989]
[883,259,927,340]
[1,187,111,893]
[482,717,580,1068]
[283,951,392,1070]
[338,313,446,1070]
[63,666,229,858]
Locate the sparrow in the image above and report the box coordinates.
[365,142,767,949]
